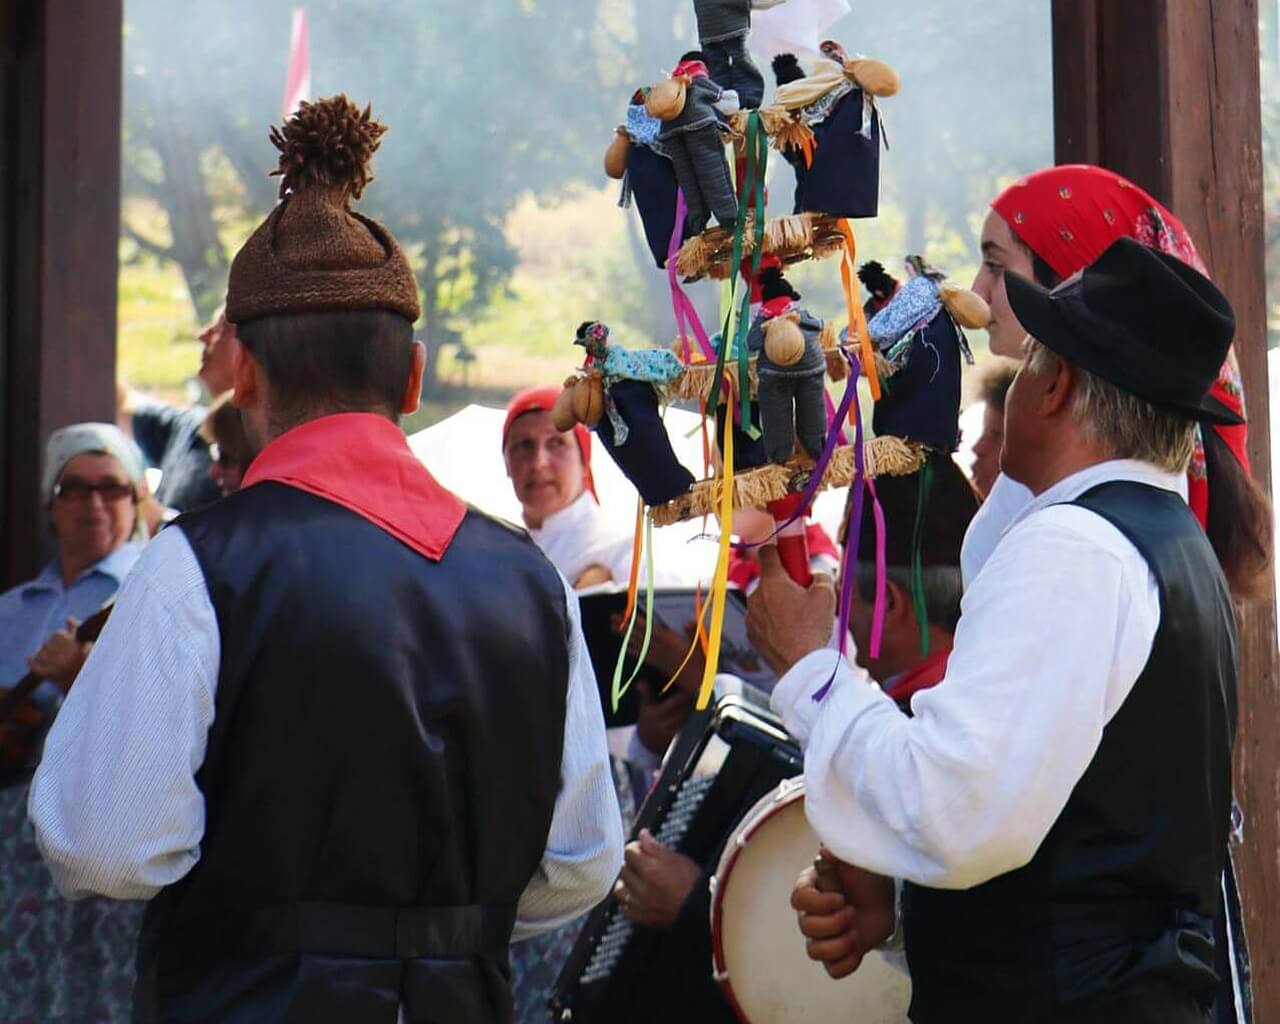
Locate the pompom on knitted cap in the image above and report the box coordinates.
[227,94,421,324]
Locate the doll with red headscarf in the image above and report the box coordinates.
[653,53,739,240]
[967,164,1270,604]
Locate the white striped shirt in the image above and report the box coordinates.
[28,524,624,941]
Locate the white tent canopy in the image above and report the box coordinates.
[408,404,852,587]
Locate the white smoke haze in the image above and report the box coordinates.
[119,0,1052,415]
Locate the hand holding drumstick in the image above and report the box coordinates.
[791,848,896,979]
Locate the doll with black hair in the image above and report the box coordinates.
[745,266,828,465]
[770,53,809,214]
[859,259,900,318]
[865,257,985,452]
[574,321,695,505]
[772,45,898,219]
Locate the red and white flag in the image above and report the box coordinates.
[282,8,311,118]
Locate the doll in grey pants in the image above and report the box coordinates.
[658,54,738,238]
[693,0,788,110]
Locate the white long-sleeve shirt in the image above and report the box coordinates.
[528,491,634,587]
[29,524,624,940]
[771,460,1174,889]
[962,468,1188,587]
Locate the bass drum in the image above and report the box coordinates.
[709,778,911,1023]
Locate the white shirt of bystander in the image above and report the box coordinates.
[528,490,634,587]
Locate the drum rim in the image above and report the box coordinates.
[709,777,806,1021]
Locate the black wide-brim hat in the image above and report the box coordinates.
[1005,236,1242,426]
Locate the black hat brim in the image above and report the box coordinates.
[1005,271,1244,427]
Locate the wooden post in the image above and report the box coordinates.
[0,0,122,587]
[1053,1,1279,1017]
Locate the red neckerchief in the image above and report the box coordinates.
[673,59,709,79]
[242,412,466,561]
[760,295,796,320]
[885,645,953,710]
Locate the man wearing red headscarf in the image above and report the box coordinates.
[503,386,633,590]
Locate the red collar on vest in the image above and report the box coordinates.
[242,413,466,561]
[885,645,953,707]
[673,59,708,78]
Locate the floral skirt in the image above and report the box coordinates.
[0,780,144,1023]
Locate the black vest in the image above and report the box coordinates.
[134,483,569,1024]
[903,482,1237,1023]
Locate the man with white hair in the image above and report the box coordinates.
[750,238,1240,1024]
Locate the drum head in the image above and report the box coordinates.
[712,789,911,1023]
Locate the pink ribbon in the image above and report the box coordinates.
[668,190,717,363]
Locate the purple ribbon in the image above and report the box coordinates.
[738,347,861,551]
[814,349,886,702]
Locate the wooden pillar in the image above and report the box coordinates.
[1053,1,1279,1018]
[0,0,122,587]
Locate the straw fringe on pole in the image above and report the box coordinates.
[648,437,928,525]
[674,213,846,281]
[669,346,848,402]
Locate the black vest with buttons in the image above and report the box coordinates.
[903,481,1237,1023]
[133,483,569,1024]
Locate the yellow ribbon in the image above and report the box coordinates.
[697,407,735,709]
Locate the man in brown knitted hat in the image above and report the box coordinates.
[30,95,623,1024]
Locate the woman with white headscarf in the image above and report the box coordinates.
[0,423,148,1022]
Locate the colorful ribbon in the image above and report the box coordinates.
[611,512,657,711]
[735,347,860,551]
[815,349,887,701]
[697,408,735,710]
[838,219,879,402]
[668,190,717,363]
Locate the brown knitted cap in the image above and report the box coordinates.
[226,95,421,324]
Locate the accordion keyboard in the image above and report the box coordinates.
[578,772,718,985]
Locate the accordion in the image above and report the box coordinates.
[550,696,801,1022]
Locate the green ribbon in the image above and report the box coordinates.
[911,456,935,657]
[611,515,657,711]
[708,111,767,441]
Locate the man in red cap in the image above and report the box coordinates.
[503,386,632,590]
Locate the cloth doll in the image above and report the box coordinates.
[692,0,788,110]
[773,49,898,219]
[704,329,771,473]
[745,266,828,465]
[865,258,986,451]
[576,322,695,505]
[609,91,680,268]
[770,54,810,215]
[656,54,739,239]
[859,259,900,318]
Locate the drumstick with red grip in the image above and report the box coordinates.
[766,491,812,587]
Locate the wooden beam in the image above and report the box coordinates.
[1051,0,1101,167]
[1053,1,1279,1017]
[1165,7,1280,1018]
[0,0,122,585]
